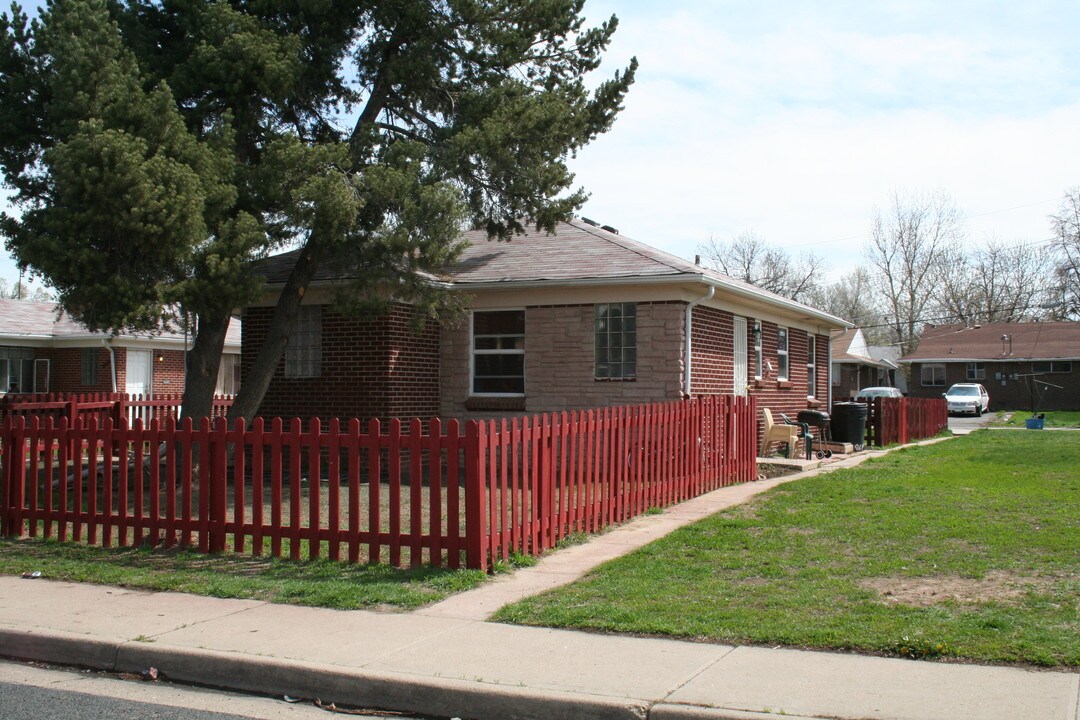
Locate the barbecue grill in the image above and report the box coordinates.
[783,409,833,460]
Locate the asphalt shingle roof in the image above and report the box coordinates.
[900,322,1080,361]
[256,219,847,326]
[0,298,241,347]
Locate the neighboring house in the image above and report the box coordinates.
[900,321,1080,411]
[867,344,907,395]
[0,299,242,397]
[244,219,849,427]
[830,328,900,402]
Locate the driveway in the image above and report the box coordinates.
[948,411,995,435]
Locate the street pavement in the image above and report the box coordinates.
[1,428,1076,720]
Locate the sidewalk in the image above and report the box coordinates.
[1,437,1077,720]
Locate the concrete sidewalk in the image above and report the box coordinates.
[1,436,1077,720]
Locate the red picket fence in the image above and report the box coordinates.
[867,397,948,446]
[0,396,757,571]
[472,395,757,568]
[0,392,233,427]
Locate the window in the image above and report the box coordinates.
[831,362,841,386]
[472,310,525,394]
[284,305,322,378]
[82,348,98,386]
[921,363,946,386]
[966,362,985,381]
[216,354,241,395]
[753,320,762,379]
[806,335,816,396]
[776,327,789,381]
[1032,361,1072,374]
[0,347,34,392]
[595,303,637,380]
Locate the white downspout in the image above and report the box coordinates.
[827,333,833,409]
[102,338,117,393]
[683,286,715,397]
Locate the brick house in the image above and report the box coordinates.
[0,299,241,397]
[900,321,1080,411]
[245,220,848,434]
[830,328,901,403]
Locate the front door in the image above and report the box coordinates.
[733,317,748,396]
[126,349,152,397]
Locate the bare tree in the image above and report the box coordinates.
[864,189,963,356]
[1050,189,1080,320]
[934,239,1056,325]
[805,267,892,344]
[698,231,824,303]
[0,276,52,301]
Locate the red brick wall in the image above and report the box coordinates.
[689,305,733,394]
[151,349,186,397]
[242,303,440,423]
[36,347,113,393]
[687,307,830,451]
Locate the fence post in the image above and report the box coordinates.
[899,398,910,445]
[1,418,13,536]
[3,417,27,538]
[208,417,228,553]
[463,420,487,571]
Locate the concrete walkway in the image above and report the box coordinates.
[1,433,1077,720]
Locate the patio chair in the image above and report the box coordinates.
[761,408,799,458]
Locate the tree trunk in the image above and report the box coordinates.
[180,311,230,421]
[227,238,325,425]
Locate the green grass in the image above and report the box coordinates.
[993,410,1080,428]
[493,432,1080,668]
[0,539,487,610]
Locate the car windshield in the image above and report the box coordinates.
[948,387,979,396]
[858,389,892,397]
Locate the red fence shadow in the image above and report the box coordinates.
[1,396,757,571]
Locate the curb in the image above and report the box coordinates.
[0,626,653,720]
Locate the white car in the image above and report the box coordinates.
[944,383,990,416]
[853,386,903,402]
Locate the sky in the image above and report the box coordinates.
[2,1,1079,292]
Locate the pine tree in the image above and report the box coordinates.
[1,0,636,420]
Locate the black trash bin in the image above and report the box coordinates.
[831,402,868,450]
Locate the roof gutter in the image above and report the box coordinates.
[683,286,715,397]
[102,338,117,393]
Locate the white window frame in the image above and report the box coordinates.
[753,320,762,380]
[471,309,525,396]
[284,305,322,378]
[921,363,946,386]
[594,302,637,380]
[966,362,986,381]
[216,354,241,395]
[776,327,789,381]
[806,334,816,397]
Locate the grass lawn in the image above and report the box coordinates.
[993,410,1080,428]
[493,432,1080,668]
[0,539,487,610]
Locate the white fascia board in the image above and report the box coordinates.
[453,272,850,328]
[259,271,851,329]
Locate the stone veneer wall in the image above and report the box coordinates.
[440,301,685,419]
